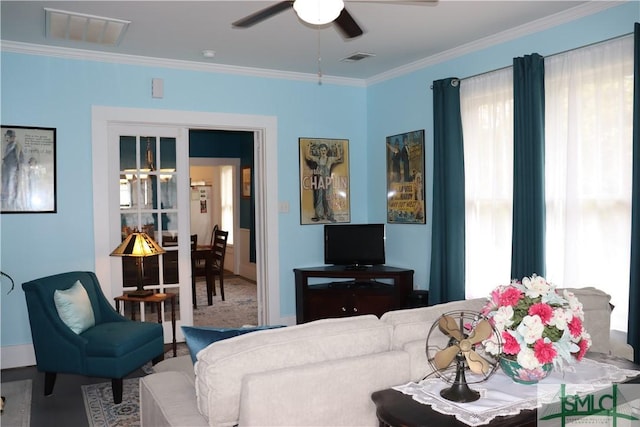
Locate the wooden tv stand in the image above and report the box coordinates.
[294,265,414,324]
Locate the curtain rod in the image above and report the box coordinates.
[429,31,634,89]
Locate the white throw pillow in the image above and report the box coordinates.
[54,280,95,334]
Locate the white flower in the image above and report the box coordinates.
[549,306,573,330]
[522,275,551,298]
[491,305,514,332]
[517,315,544,344]
[483,333,502,355]
[517,347,539,370]
[563,290,584,318]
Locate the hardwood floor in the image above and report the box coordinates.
[2,274,257,426]
[1,358,151,427]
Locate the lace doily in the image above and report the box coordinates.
[393,358,640,426]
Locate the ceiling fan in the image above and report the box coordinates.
[232,0,436,40]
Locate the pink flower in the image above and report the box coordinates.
[575,339,589,361]
[529,303,553,324]
[568,316,583,338]
[499,287,523,307]
[502,331,520,354]
[533,339,557,364]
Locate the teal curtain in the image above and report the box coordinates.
[628,22,640,363]
[429,78,466,305]
[511,54,546,280]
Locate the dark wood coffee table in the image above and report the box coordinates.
[371,353,640,427]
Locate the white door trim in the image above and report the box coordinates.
[91,106,280,327]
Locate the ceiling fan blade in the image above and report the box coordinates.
[433,345,460,370]
[347,0,438,4]
[467,320,492,344]
[438,315,463,341]
[334,7,364,39]
[232,1,293,28]
[464,350,492,375]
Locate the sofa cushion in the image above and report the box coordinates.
[194,314,391,426]
[153,355,194,378]
[380,298,487,350]
[182,325,285,363]
[139,371,207,427]
[560,287,611,355]
[238,350,411,426]
[53,280,95,334]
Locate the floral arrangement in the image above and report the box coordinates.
[480,274,592,372]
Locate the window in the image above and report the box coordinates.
[460,36,633,333]
[220,165,234,245]
[545,35,634,332]
[461,67,514,299]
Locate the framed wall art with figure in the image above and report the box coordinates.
[386,129,425,224]
[1,125,57,213]
[299,137,350,225]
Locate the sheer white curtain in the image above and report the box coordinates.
[545,35,634,332]
[461,68,514,299]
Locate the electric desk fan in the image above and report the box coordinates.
[425,311,502,402]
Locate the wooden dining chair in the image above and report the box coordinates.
[210,228,229,301]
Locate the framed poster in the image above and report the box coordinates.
[299,137,350,224]
[386,129,425,224]
[1,125,57,213]
[242,166,251,198]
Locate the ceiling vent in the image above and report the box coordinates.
[45,8,130,46]
[340,52,376,63]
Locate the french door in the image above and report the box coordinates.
[106,124,192,340]
[92,106,282,331]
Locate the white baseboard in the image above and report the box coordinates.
[1,344,36,369]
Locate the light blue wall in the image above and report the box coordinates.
[0,57,368,347]
[1,1,636,352]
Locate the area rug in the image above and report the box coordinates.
[82,378,140,427]
[193,274,258,327]
[0,379,32,427]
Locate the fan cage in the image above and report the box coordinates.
[425,310,502,385]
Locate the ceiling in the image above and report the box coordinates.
[1,1,612,82]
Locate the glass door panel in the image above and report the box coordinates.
[116,132,184,326]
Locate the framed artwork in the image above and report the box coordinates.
[299,137,350,224]
[1,125,57,213]
[242,166,251,198]
[386,129,425,224]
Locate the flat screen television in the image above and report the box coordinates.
[324,224,386,268]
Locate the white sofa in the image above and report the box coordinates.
[139,288,633,427]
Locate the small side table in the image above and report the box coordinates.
[114,292,177,357]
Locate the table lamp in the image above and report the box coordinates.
[110,231,165,297]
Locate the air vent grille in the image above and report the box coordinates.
[45,8,130,46]
[340,52,376,62]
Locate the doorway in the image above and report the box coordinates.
[189,161,241,275]
[92,107,282,339]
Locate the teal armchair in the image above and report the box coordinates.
[22,271,164,403]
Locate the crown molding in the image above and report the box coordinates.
[0,40,366,88]
[0,1,623,88]
[365,1,623,86]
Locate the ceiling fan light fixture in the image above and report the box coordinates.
[293,0,344,26]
